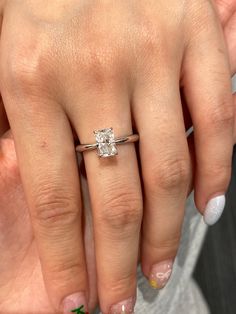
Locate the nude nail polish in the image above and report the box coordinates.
[62,292,89,314]
[109,296,136,314]
[149,259,173,289]
[203,195,225,226]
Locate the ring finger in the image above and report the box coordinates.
[68,87,143,314]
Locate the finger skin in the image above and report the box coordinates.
[1,3,235,314]
[0,1,142,312]
[0,130,57,314]
[69,89,142,313]
[133,66,191,287]
[0,86,88,312]
[183,1,234,222]
[0,6,9,136]
[0,2,92,310]
[224,12,236,74]
[214,0,236,26]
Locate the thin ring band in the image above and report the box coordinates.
[76,134,139,153]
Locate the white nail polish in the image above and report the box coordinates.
[203,195,225,226]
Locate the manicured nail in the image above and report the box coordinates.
[109,296,136,314]
[62,292,89,314]
[149,259,173,289]
[203,195,225,226]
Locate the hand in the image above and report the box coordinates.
[0,98,9,135]
[0,1,234,313]
[0,130,98,313]
[214,0,236,141]
[215,0,236,74]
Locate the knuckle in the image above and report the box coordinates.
[137,18,159,50]
[216,0,236,17]
[157,236,180,258]
[208,100,234,132]
[158,236,180,252]
[47,260,85,288]
[32,184,79,226]
[147,156,190,192]
[101,272,135,292]
[8,57,38,87]
[146,233,181,257]
[78,18,132,87]
[187,1,215,38]
[202,162,232,186]
[81,46,121,88]
[98,187,142,230]
[4,42,52,94]
[48,259,83,278]
[135,14,170,61]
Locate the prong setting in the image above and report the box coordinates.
[94,127,118,158]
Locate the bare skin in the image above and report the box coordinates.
[0,131,98,313]
[0,1,236,313]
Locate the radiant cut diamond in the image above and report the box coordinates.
[94,128,118,158]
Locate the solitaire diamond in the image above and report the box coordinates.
[94,128,118,158]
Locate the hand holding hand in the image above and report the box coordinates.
[0,131,98,313]
[0,1,234,313]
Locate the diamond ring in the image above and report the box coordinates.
[75,127,139,158]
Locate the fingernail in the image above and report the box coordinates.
[62,292,89,314]
[203,194,225,226]
[149,259,173,289]
[109,296,136,314]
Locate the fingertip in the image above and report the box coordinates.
[148,259,174,290]
[108,296,136,314]
[203,194,226,226]
[61,292,89,314]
